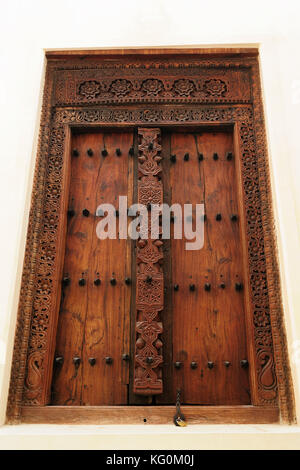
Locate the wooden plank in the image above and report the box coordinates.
[51,130,133,405]
[21,406,279,425]
[169,129,250,405]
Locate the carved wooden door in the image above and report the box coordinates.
[51,126,250,406]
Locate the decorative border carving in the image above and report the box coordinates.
[134,128,164,395]
[6,54,295,423]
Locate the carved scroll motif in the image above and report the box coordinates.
[133,128,164,395]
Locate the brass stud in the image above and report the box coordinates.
[116,148,121,156]
[220,282,226,289]
[191,361,198,369]
[170,154,176,163]
[174,284,179,291]
[73,357,81,366]
[198,153,204,161]
[227,152,233,161]
[122,354,130,361]
[204,283,211,292]
[189,284,195,291]
[110,278,116,286]
[72,149,79,157]
[87,148,93,157]
[102,149,108,157]
[184,153,189,161]
[125,277,131,285]
[174,362,182,369]
[55,356,64,365]
[224,361,231,368]
[240,359,249,368]
[88,358,96,366]
[62,276,70,287]
[94,278,101,286]
[235,282,243,291]
[231,214,238,221]
[207,361,214,369]
[105,357,113,364]
[216,213,222,221]
[213,153,219,160]
[79,278,86,286]
[82,209,90,217]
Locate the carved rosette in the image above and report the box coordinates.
[134,128,164,395]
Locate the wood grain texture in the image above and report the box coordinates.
[51,130,133,405]
[21,405,279,425]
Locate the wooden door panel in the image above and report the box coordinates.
[160,129,250,405]
[51,130,133,405]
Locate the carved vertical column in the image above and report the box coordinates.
[133,128,164,395]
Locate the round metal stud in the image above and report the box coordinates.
[94,278,101,286]
[82,209,90,217]
[88,358,96,366]
[78,278,86,286]
[207,361,214,369]
[105,357,113,364]
[87,148,93,157]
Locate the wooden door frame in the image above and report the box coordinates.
[6,47,295,424]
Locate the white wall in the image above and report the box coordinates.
[0,0,300,449]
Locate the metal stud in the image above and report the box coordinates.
[122,354,130,361]
[79,278,86,286]
[216,213,222,221]
[73,357,81,366]
[67,209,75,217]
[170,154,176,163]
[174,284,179,291]
[110,278,116,286]
[146,275,152,284]
[62,276,70,287]
[235,282,243,291]
[102,148,108,157]
[105,357,113,364]
[213,153,219,160]
[129,147,134,156]
[240,359,249,368]
[94,278,101,286]
[72,149,79,157]
[184,153,189,161]
[191,361,197,369]
[125,277,131,285]
[198,153,204,161]
[204,283,211,292]
[87,148,93,157]
[226,152,233,161]
[189,284,195,291]
[116,148,121,156]
[174,362,182,369]
[224,361,231,368]
[207,361,214,369]
[146,356,153,364]
[220,282,226,289]
[55,356,64,365]
[88,358,96,366]
[231,214,238,221]
[82,208,90,217]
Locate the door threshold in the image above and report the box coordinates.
[20,405,279,425]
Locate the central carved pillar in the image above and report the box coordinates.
[133,128,164,395]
